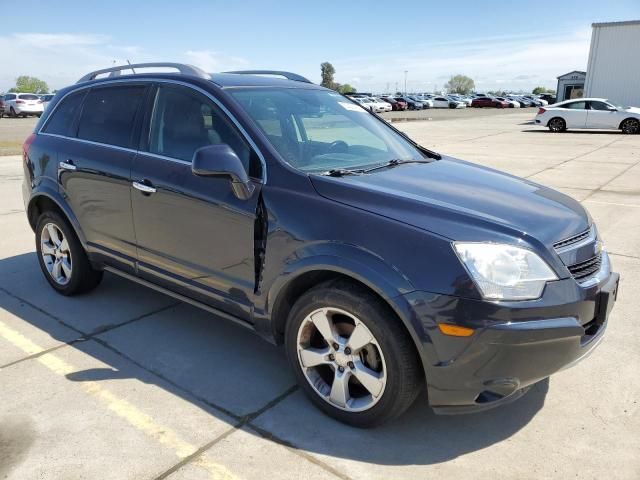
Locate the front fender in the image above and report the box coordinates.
[254,242,433,366]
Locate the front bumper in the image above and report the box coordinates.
[403,265,620,414]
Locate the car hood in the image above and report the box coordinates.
[623,106,640,114]
[310,157,589,245]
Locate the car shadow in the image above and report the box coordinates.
[521,128,623,135]
[0,252,548,466]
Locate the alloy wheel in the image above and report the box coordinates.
[296,307,387,412]
[40,223,72,285]
[549,118,565,132]
[622,119,639,134]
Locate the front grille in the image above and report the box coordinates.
[568,253,602,281]
[553,228,591,250]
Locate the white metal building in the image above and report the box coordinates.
[584,20,640,107]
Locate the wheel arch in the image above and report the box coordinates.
[262,249,428,380]
[27,191,88,249]
[618,117,640,130]
[546,116,566,127]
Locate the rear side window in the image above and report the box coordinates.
[77,85,145,148]
[565,101,586,110]
[43,90,86,137]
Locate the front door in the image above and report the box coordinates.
[131,83,263,320]
[586,100,620,129]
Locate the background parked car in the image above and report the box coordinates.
[3,93,44,117]
[495,96,521,108]
[408,95,432,109]
[506,96,529,107]
[524,95,547,107]
[0,95,5,118]
[372,97,393,112]
[538,93,557,104]
[381,97,407,111]
[40,93,55,110]
[395,96,422,110]
[448,94,472,106]
[431,95,465,108]
[535,98,640,134]
[471,97,510,108]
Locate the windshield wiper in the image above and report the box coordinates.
[321,168,364,177]
[362,158,430,173]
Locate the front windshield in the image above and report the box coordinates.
[229,88,425,173]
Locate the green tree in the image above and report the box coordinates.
[444,74,475,95]
[532,86,548,95]
[336,84,356,94]
[320,62,336,89]
[9,76,49,94]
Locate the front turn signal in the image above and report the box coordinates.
[438,324,475,337]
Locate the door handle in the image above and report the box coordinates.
[59,160,76,171]
[132,180,157,194]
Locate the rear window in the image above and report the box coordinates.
[18,94,39,100]
[43,90,86,137]
[77,85,145,148]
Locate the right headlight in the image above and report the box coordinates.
[453,243,558,301]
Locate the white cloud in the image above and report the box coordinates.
[329,29,592,93]
[184,50,249,72]
[0,34,249,92]
[0,33,146,91]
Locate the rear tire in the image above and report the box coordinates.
[548,117,566,133]
[285,279,423,428]
[620,118,640,134]
[35,211,103,296]
[9,107,17,118]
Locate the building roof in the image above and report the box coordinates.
[592,20,640,28]
[557,71,586,79]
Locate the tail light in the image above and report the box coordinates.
[538,108,546,114]
[16,99,25,104]
[23,133,36,160]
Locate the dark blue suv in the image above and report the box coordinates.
[22,63,619,427]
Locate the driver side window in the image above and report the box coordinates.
[589,101,613,111]
[149,85,260,177]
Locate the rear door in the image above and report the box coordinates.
[54,83,147,272]
[131,83,263,319]
[586,100,620,129]
[560,101,587,128]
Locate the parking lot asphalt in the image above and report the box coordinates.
[1,111,639,479]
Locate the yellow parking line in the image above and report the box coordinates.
[0,318,239,480]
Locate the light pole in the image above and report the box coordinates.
[404,70,408,95]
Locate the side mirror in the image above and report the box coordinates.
[192,144,255,200]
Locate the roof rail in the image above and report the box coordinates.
[77,63,211,83]
[222,70,312,84]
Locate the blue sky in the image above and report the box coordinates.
[1,0,638,93]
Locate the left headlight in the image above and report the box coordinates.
[453,243,558,301]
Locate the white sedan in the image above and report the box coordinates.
[431,96,466,109]
[535,98,640,134]
[372,97,393,112]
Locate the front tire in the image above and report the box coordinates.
[621,118,640,134]
[548,117,566,132]
[36,211,103,295]
[285,280,423,428]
